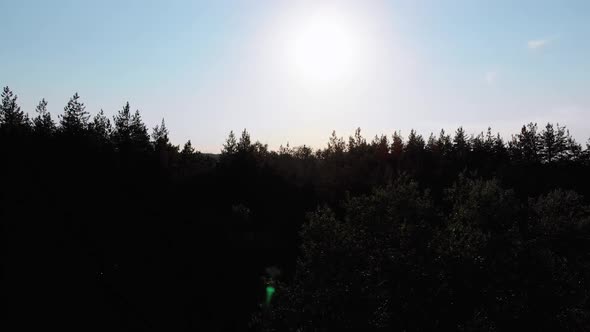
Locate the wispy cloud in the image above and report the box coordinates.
[527,36,556,50]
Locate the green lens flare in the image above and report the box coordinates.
[266,286,276,305]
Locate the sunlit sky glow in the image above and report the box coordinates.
[1,0,589,152]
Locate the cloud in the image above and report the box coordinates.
[527,37,553,50]
[485,71,497,85]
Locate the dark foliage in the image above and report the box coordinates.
[1,86,590,331]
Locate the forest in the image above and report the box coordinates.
[2,85,590,331]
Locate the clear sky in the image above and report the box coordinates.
[1,0,589,152]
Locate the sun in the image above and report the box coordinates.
[286,9,363,85]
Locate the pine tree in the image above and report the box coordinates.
[493,133,507,157]
[391,131,404,157]
[511,123,541,162]
[222,130,237,155]
[112,102,132,152]
[179,140,206,177]
[437,129,453,157]
[539,123,567,163]
[1,86,28,130]
[112,103,149,152]
[405,130,425,153]
[180,140,196,167]
[237,128,252,153]
[152,118,174,167]
[181,140,195,156]
[372,134,389,159]
[59,92,88,134]
[426,132,437,152]
[564,133,582,161]
[471,132,485,155]
[32,98,55,136]
[130,110,149,150]
[327,130,345,155]
[152,118,169,146]
[112,102,132,149]
[484,127,495,153]
[348,127,366,152]
[453,126,469,158]
[90,109,112,142]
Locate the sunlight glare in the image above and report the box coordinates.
[286,9,364,85]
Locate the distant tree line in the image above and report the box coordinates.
[1,85,590,331]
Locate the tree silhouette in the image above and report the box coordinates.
[237,128,252,153]
[391,130,404,157]
[59,92,88,135]
[181,140,194,156]
[510,122,541,163]
[1,84,589,331]
[112,102,149,152]
[32,98,55,136]
[539,123,567,163]
[112,102,132,150]
[222,130,237,155]
[326,130,345,156]
[89,109,112,143]
[130,110,150,150]
[1,86,28,131]
[152,118,169,145]
[453,126,469,160]
[348,127,367,153]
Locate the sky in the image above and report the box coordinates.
[1,0,589,152]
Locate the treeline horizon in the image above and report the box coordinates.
[2,84,590,331]
[2,86,589,156]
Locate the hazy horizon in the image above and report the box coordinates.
[2,0,589,152]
